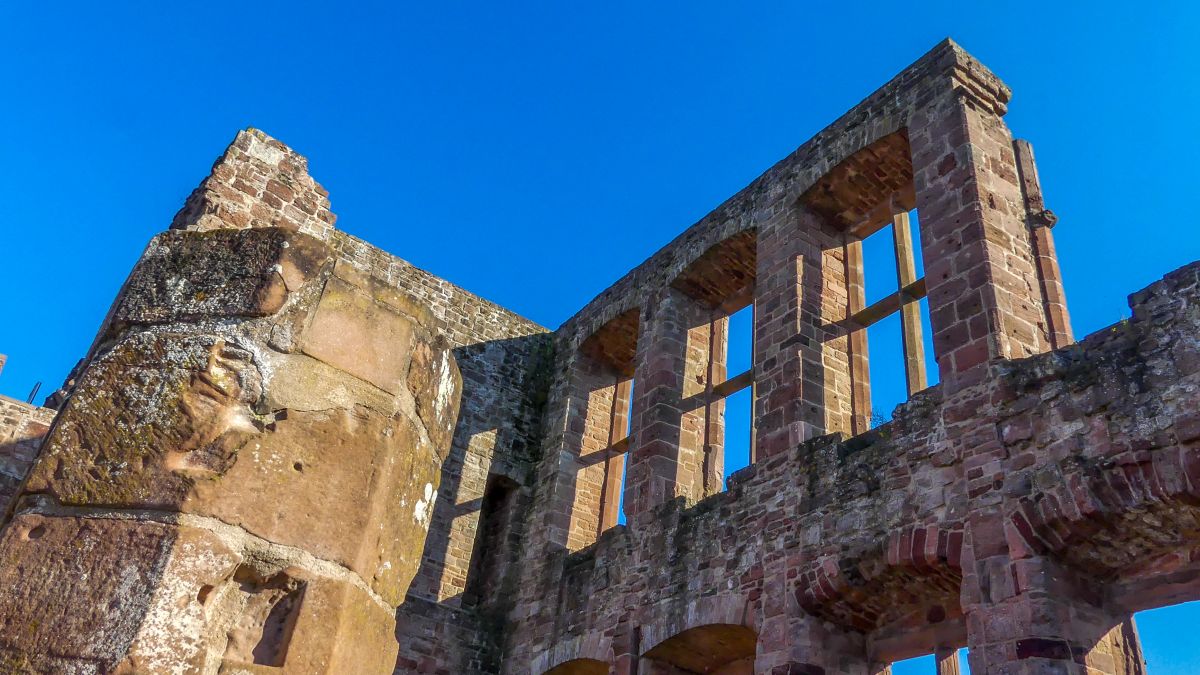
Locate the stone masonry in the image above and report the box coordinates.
[0,39,1195,675]
[0,396,54,517]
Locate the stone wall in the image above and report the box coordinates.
[504,39,1193,675]
[0,395,54,516]
[164,129,553,671]
[0,129,552,673]
[518,261,1198,675]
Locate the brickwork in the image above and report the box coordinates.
[516,262,1198,674]
[0,38,1192,675]
[0,395,53,516]
[507,39,1190,675]
[908,75,1050,384]
[752,205,854,459]
[171,127,337,238]
[625,287,726,521]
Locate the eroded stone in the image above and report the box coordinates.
[114,228,331,330]
[301,276,417,395]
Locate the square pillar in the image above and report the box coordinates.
[755,611,873,675]
[962,513,1146,675]
[753,206,855,460]
[935,648,961,675]
[909,87,1052,387]
[624,288,726,520]
[1014,138,1073,349]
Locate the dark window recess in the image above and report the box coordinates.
[463,474,519,607]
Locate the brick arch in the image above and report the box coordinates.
[1005,445,1200,604]
[531,633,612,675]
[796,525,965,637]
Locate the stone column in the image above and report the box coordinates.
[909,81,1052,388]
[1014,138,1073,349]
[624,288,724,521]
[753,206,855,459]
[755,612,873,675]
[961,518,1146,675]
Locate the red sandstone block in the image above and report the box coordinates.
[952,339,991,372]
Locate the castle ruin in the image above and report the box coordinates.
[0,39,1197,675]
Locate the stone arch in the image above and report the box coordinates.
[795,528,967,663]
[531,633,612,675]
[637,594,756,673]
[642,624,756,674]
[1005,446,1200,612]
[638,592,755,653]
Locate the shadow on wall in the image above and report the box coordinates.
[0,401,53,523]
[0,435,46,521]
[396,333,552,669]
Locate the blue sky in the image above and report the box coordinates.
[1,2,1197,672]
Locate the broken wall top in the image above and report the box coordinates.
[169,127,548,350]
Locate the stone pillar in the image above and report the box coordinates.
[935,648,961,675]
[909,82,1051,387]
[0,132,462,674]
[755,612,873,675]
[962,517,1147,675]
[753,206,855,460]
[624,288,724,520]
[1013,139,1073,349]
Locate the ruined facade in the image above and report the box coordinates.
[0,39,1196,675]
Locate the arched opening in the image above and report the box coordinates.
[544,657,609,675]
[800,130,936,432]
[642,623,756,674]
[667,229,757,491]
[562,307,639,549]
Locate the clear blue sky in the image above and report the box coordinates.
[2,2,1197,672]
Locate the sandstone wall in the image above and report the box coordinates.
[518,260,1198,675]
[0,129,552,674]
[504,39,1194,675]
[0,396,54,516]
[165,129,554,672]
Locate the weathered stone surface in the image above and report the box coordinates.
[0,513,402,674]
[24,332,264,509]
[300,276,417,396]
[0,514,179,672]
[182,408,446,606]
[22,326,458,606]
[113,227,331,328]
